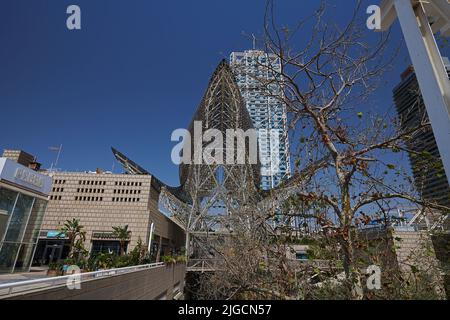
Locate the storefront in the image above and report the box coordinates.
[90,231,129,255]
[33,231,70,266]
[0,158,52,273]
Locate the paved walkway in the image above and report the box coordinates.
[0,267,49,285]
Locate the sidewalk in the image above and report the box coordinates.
[0,267,49,285]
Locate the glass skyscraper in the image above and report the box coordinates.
[393,58,450,210]
[230,50,291,190]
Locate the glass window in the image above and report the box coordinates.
[4,193,34,243]
[22,199,47,245]
[91,240,125,256]
[0,188,18,241]
[14,244,36,272]
[0,243,21,273]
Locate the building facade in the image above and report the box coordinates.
[0,157,52,273]
[35,171,184,265]
[2,150,35,168]
[393,59,450,209]
[230,50,291,190]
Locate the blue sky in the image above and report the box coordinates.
[0,0,448,187]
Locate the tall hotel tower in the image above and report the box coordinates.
[393,58,450,209]
[230,50,291,190]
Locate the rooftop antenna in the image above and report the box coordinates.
[49,144,63,171]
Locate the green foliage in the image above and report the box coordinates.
[59,218,87,263]
[161,254,186,264]
[161,255,177,264]
[175,255,187,263]
[48,262,63,271]
[112,225,131,256]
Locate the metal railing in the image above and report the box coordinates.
[187,259,222,272]
[0,262,165,298]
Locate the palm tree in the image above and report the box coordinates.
[58,218,86,260]
[112,225,131,256]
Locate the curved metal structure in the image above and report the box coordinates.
[114,60,262,263]
[166,60,262,260]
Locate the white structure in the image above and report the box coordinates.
[380,0,450,184]
[230,50,291,190]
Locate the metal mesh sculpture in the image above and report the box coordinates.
[113,60,265,268]
[161,60,261,263]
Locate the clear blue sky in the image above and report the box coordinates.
[0,0,448,186]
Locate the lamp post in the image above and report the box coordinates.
[380,0,450,184]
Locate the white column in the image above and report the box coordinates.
[394,0,450,184]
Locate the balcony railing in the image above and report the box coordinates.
[0,262,164,298]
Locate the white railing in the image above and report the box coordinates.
[0,262,165,298]
[187,259,222,272]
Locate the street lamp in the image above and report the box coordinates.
[380,0,450,184]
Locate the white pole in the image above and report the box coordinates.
[393,0,450,184]
[147,222,154,253]
[54,144,63,169]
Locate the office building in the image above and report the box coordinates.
[230,50,291,190]
[35,171,185,265]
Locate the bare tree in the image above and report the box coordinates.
[187,0,449,300]
[255,0,450,298]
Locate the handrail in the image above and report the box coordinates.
[0,262,165,297]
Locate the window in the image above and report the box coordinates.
[91,241,126,256]
[295,252,308,261]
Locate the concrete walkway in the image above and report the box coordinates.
[0,267,49,285]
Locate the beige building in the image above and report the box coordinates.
[35,171,184,265]
[2,150,36,168]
